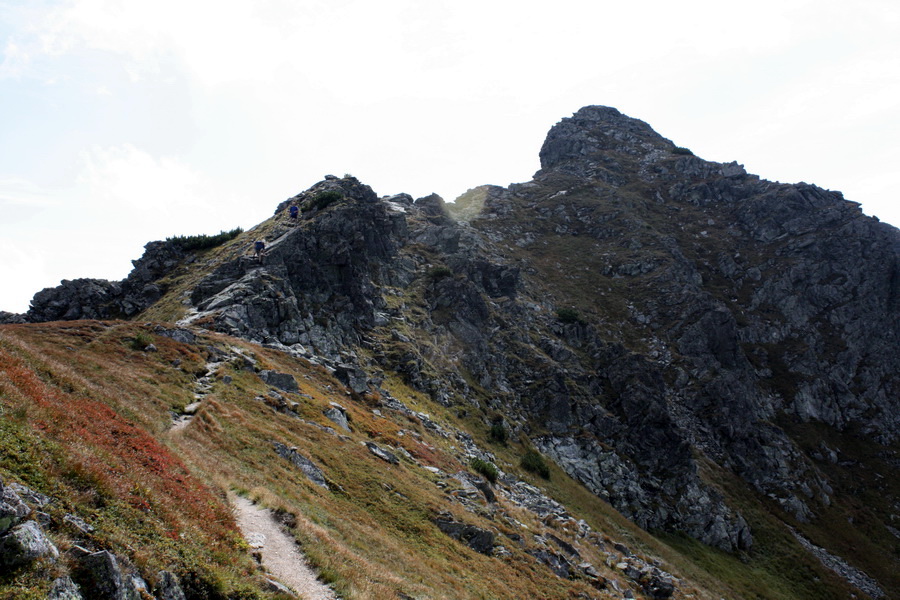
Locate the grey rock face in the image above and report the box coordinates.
[25,240,185,322]
[0,520,59,567]
[528,548,571,578]
[259,370,299,393]
[8,482,52,509]
[365,442,399,465]
[154,570,187,600]
[153,326,196,344]
[433,513,495,555]
[324,403,350,431]
[333,363,369,394]
[0,482,31,535]
[273,442,329,489]
[76,550,126,600]
[47,577,84,600]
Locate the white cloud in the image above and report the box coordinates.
[0,176,58,208]
[0,238,48,313]
[78,144,206,216]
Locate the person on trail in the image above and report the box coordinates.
[254,240,266,261]
[289,203,299,220]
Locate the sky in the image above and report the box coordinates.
[1,0,898,313]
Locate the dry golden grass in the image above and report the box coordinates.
[0,321,739,599]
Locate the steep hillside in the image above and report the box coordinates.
[3,106,899,599]
[2,321,734,600]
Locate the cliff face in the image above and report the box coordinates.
[13,107,900,570]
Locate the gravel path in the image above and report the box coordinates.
[232,495,338,599]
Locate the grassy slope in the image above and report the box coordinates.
[0,321,724,600]
[0,322,258,599]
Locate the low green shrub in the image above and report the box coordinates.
[488,423,508,445]
[672,146,694,156]
[556,307,583,324]
[167,227,243,251]
[520,449,550,479]
[428,266,453,280]
[470,457,498,483]
[129,332,153,351]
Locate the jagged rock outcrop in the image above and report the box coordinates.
[433,512,496,555]
[14,106,899,560]
[21,240,185,322]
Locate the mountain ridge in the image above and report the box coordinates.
[2,105,898,599]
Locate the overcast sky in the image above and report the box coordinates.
[1,0,898,313]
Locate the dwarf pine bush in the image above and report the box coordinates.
[521,449,550,479]
[470,458,498,483]
[167,227,243,251]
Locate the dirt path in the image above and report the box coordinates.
[232,495,338,599]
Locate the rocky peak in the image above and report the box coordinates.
[538,105,674,175]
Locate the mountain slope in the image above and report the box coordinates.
[1,320,735,599]
[3,106,899,599]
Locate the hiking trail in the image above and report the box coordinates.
[232,494,338,600]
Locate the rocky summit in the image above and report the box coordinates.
[2,106,899,600]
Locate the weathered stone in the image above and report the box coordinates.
[273,442,329,489]
[155,570,187,600]
[433,513,494,555]
[7,483,51,509]
[126,575,150,600]
[0,520,58,567]
[0,483,31,535]
[63,514,94,535]
[365,442,399,465]
[47,577,83,600]
[334,364,369,394]
[76,550,126,600]
[643,575,676,599]
[528,548,571,578]
[0,311,26,324]
[264,578,296,596]
[154,326,196,344]
[324,403,350,431]
[259,370,299,393]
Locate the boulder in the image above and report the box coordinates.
[0,483,30,535]
[155,570,187,600]
[47,577,84,600]
[75,550,126,600]
[259,370,299,393]
[527,548,571,579]
[7,482,52,509]
[365,442,399,465]
[333,364,369,394]
[324,403,350,431]
[273,442,329,489]
[433,513,495,555]
[0,520,59,567]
